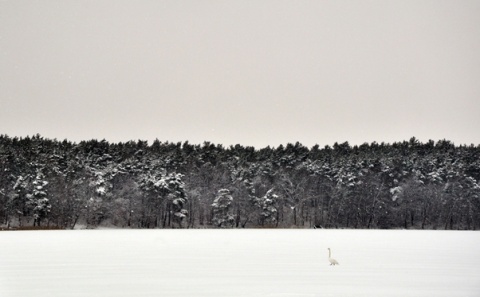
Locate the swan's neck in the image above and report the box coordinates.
[328,249,331,257]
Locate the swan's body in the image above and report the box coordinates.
[328,248,339,265]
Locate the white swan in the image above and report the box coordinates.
[328,248,339,265]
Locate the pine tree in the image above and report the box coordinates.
[165,173,188,228]
[257,188,278,227]
[27,171,51,226]
[212,189,234,228]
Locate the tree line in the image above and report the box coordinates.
[0,134,479,229]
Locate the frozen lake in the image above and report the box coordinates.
[1,229,479,297]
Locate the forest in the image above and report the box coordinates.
[0,134,479,230]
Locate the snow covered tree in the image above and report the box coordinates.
[84,169,112,228]
[257,188,279,227]
[164,173,188,228]
[26,171,51,226]
[138,172,165,228]
[212,189,235,228]
[11,175,30,226]
[138,171,188,228]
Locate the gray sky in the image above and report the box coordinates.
[1,0,479,148]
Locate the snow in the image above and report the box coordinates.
[95,186,106,195]
[1,230,479,297]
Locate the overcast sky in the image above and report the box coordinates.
[1,1,479,149]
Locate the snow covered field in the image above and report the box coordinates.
[1,229,479,297]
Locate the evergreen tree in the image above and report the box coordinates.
[27,171,51,226]
[212,189,234,228]
[257,188,279,227]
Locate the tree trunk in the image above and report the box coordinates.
[421,205,427,229]
[293,207,297,226]
[71,215,79,229]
